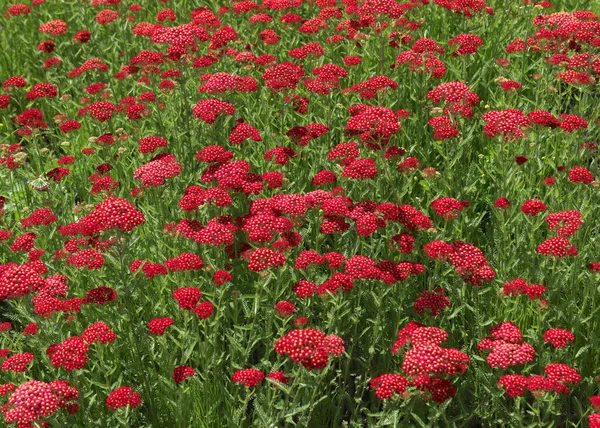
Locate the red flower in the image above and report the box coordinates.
[213,270,232,285]
[294,317,309,326]
[0,263,45,300]
[545,210,583,237]
[39,20,67,35]
[0,383,14,396]
[342,158,378,180]
[49,337,89,371]
[247,248,286,272]
[26,83,58,100]
[173,366,195,384]
[274,329,344,370]
[494,197,510,209]
[514,155,528,165]
[172,287,202,310]
[370,374,409,400]
[192,99,235,124]
[59,196,145,237]
[544,363,581,392]
[23,323,38,336]
[478,322,535,369]
[232,369,265,387]
[138,136,168,154]
[275,301,295,316]
[498,374,527,397]
[521,199,546,216]
[430,197,463,220]
[414,288,451,316]
[7,4,31,16]
[267,371,290,387]
[96,9,119,25]
[134,154,182,188]
[165,253,204,272]
[569,166,594,184]
[193,302,215,319]
[82,322,117,344]
[482,109,530,141]
[543,328,575,348]
[398,157,420,172]
[106,386,142,410]
[148,317,174,336]
[65,249,105,270]
[537,237,578,257]
[74,30,91,43]
[448,34,483,55]
[83,286,117,305]
[2,380,78,426]
[1,352,34,373]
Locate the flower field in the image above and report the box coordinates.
[1,0,600,426]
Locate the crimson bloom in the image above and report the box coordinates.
[106,386,142,410]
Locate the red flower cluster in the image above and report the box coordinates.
[345,104,404,149]
[521,199,547,216]
[395,39,447,79]
[543,328,575,349]
[147,317,174,336]
[477,322,535,369]
[1,352,34,373]
[173,366,195,384]
[192,99,235,124]
[247,248,286,272]
[106,386,142,410]
[482,109,531,141]
[2,380,79,426]
[537,237,578,257]
[0,262,46,300]
[430,197,464,220]
[138,136,168,154]
[274,329,344,369]
[545,210,583,237]
[501,278,546,301]
[48,336,89,371]
[172,287,202,310]
[569,166,595,184]
[413,288,451,316]
[134,154,182,188]
[198,72,258,94]
[370,374,409,400]
[59,196,145,237]
[81,322,117,345]
[423,240,495,285]
[391,323,469,403]
[427,81,479,118]
[498,363,581,397]
[232,368,265,387]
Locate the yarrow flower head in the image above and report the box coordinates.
[543,328,575,348]
[106,386,142,410]
[482,109,530,141]
[274,329,344,370]
[2,380,79,426]
[232,368,265,387]
[173,366,195,384]
[59,196,145,237]
[148,317,174,336]
[478,322,535,369]
[370,374,409,400]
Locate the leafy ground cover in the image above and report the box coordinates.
[1,0,600,426]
